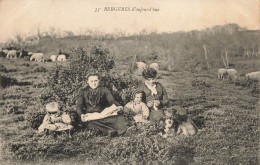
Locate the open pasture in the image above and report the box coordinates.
[0,52,259,164]
[0,25,259,165]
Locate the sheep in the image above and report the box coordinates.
[246,71,260,81]
[218,68,227,79]
[57,55,66,62]
[149,62,159,72]
[6,50,18,59]
[50,55,57,62]
[136,62,146,72]
[30,53,44,62]
[226,69,238,81]
[2,49,9,55]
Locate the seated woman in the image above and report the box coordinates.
[76,73,128,136]
[138,67,169,122]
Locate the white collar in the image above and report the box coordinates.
[145,81,157,96]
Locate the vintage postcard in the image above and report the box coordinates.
[0,0,259,164]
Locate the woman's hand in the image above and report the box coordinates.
[81,114,88,122]
[116,106,123,111]
[147,101,154,108]
[81,113,103,122]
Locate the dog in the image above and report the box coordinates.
[177,121,197,136]
[161,107,197,137]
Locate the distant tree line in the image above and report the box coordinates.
[1,24,259,70]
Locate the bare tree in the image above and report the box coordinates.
[203,44,210,69]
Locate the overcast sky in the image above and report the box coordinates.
[0,0,259,42]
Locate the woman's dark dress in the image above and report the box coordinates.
[76,86,128,135]
[138,82,169,122]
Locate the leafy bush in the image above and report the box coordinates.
[33,66,48,73]
[235,77,259,97]
[191,77,211,87]
[0,74,18,88]
[1,101,27,115]
[26,111,46,130]
[250,81,259,97]
[41,44,141,110]
[0,64,7,72]
[2,102,19,114]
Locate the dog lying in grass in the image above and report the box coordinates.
[176,120,197,136]
[161,107,197,138]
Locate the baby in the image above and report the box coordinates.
[38,102,73,136]
[124,89,150,124]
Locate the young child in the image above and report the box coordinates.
[124,89,150,124]
[38,102,73,136]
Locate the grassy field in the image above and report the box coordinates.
[0,51,259,165]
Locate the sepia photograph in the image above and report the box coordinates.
[0,0,259,164]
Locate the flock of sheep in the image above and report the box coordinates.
[1,49,259,82]
[136,62,260,83]
[218,68,260,82]
[136,61,159,72]
[0,49,67,62]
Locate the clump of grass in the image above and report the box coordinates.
[0,74,18,88]
[33,66,48,73]
[25,111,46,130]
[191,77,211,87]
[0,64,8,72]
[235,76,259,97]
[22,63,30,67]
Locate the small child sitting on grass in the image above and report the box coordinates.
[124,89,150,124]
[38,102,73,137]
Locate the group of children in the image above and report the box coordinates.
[39,89,196,137]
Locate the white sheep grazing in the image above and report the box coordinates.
[149,63,159,72]
[246,71,260,81]
[136,62,146,72]
[57,55,66,62]
[3,49,9,55]
[218,68,227,79]
[30,53,44,62]
[50,55,57,62]
[6,50,18,59]
[226,69,238,81]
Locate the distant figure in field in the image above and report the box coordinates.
[19,50,29,58]
[38,102,73,136]
[0,50,6,58]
